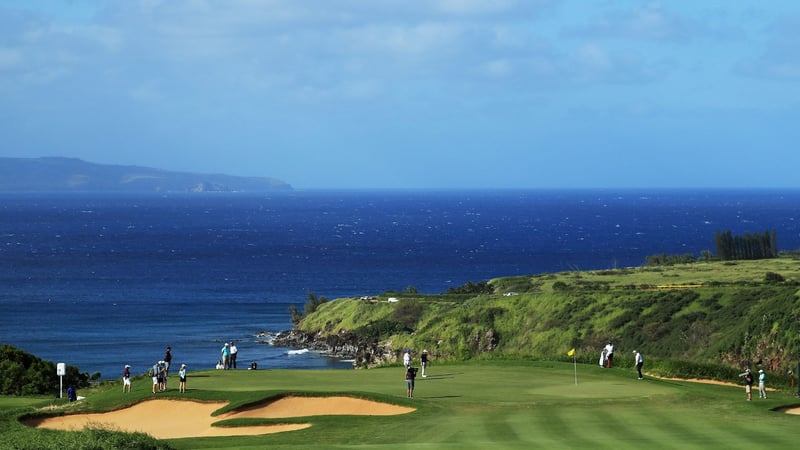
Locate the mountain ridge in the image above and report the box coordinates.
[0,157,292,192]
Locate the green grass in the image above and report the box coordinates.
[4,362,800,449]
[294,257,800,374]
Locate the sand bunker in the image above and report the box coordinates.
[661,377,743,388]
[231,395,415,419]
[24,396,415,439]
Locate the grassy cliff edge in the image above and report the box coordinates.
[290,257,800,382]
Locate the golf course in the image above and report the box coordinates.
[5,256,800,448]
[3,359,800,449]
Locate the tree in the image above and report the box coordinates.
[288,304,304,325]
[446,280,493,295]
[0,344,90,396]
[304,292,328,315]
[714,230,778,261]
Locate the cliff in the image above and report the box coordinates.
[276,257,800,372]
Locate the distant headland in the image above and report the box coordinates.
[0,157,292,193]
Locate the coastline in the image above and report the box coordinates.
[271,329,395,368]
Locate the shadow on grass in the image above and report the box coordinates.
[419,373,461,380]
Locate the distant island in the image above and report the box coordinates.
[0,157,292,193]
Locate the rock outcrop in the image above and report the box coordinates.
[271,329,397,368]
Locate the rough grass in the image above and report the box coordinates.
[4,362,800,449]
[297,257,800,373]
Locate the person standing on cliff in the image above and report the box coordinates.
[157,361,167,391]
[179,364,187,393]
[164,346,172,376]
[221,343,231,369]
[421,350,429,378]
[151,361,159,394]
[230,342,238,369]
[122,364,132,393]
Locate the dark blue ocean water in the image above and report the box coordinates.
[1,189,799,379]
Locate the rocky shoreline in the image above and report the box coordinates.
[264,329,397,369]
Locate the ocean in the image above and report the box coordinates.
[1,189,799,380]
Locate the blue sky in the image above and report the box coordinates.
[1,1,798,189]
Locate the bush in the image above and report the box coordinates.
[765,272,785,283]
[446,280,493,295]
[552,281,569,291]
[0,344,90,396]
[0,423,172,450]
[391,299,424,329]
[353,320,409,341]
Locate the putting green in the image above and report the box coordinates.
[9,362,800,449]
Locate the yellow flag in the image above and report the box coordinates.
[567,348,575,357]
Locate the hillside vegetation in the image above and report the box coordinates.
[295,256,800,378]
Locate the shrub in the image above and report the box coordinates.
[447,280,493,295]
[391,299,424,329]
[765,272,785,283]
[552,281,569,291]
[0,344,90,395]
[0,423,172,450]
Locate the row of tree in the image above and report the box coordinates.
[645,253,697,266]
[714,230,778,261]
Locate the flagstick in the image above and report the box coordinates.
[573,355,578,385]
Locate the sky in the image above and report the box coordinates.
[1,1,798,190]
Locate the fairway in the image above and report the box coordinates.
[9,361,800,449]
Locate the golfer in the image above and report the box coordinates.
[604,342,614,368]
[739,368,754,401]
[632,350,643,379]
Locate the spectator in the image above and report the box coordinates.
[221,343,231,369]
[405,366,418,398]
[179,364,187,393]
[164,346,172,375]
[122,364,131,393]
[230,342,238,369]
